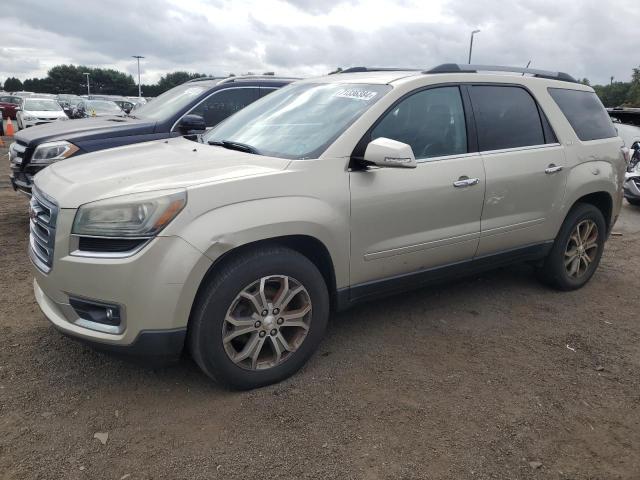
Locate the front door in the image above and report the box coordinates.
[349,85,485,289]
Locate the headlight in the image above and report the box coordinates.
[23,115,36,121]
[72,190,187,238]
[31,141,80,164]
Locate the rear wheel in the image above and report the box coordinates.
[537,203,606,291]
[188,247,329,389]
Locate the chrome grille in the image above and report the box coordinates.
[29,189,58,273]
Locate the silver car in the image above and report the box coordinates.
[31,64,626,389]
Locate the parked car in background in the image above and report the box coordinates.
[16,97,68,129]
[0,95,23,119]
[111,97,136,113]
[624,141,640,206]
[9,75,295,194]
[608,108,640,206]
[74,99,124,118]
[28,65,625,389]
[56,94,83,118]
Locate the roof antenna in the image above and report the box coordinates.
[523,60,531,75]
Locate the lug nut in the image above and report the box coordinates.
[273,308,280,315]
[254,321,261,328]
[259,331,266,338]
[261,309,268,316]
[277,318,284,325]
[270,329,277,336]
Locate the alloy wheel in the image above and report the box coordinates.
[564,219,599,279]
[222,275,312,370]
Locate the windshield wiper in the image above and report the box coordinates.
[208,139,261,155]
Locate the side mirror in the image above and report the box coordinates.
[178,114,206,135]
[362,137,417,169]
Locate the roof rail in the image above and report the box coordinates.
[340,67,422,73]
[186,76,225,83]
[425,63,577,83]
[215,75,300,85]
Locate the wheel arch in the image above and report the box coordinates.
[188,234,339,329]
[570,191,613,233]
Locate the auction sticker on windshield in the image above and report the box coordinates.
[334,88,378,101]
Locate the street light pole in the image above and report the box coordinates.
[468,29,481,64]
[83,72,90,96]
[132,55,144,98]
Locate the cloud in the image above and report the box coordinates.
[1,0,639,85]
[280,0,359,15]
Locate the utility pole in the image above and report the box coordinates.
[468,30,481,64]
[83,72,90,96]
[132,55,144,98]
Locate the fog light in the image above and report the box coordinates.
[69,297,122,327]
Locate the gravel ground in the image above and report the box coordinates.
[1,138,640,480]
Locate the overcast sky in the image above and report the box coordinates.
[2,0,639,86]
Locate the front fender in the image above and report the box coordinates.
[175,196,350,289]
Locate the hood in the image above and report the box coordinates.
[34,137,291,208]
[15,116,156,147]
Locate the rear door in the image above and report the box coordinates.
[468,84,567,256]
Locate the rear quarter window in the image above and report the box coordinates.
[548,88,617,141]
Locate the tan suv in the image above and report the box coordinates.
[31,64,626,389]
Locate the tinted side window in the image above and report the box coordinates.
[469,85,545,151]
[371,86,467,159]
[189,88,260,127]
[548,88,617,141]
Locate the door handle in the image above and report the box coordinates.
[453,177,480,188]
[545,164,564,174]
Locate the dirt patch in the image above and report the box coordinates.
[1,139,640,479]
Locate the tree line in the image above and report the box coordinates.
[3,64,640,107]
[1,65,211,97]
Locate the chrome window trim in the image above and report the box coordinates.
[478,142,562,155]
[170,86,261,133]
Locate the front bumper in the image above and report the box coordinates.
[22,118,65,128]
[10,171,33,195]
[32,210,212,358]
[624,175,640,200]
[36,281,187,362]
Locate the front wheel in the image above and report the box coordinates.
[189,247,329,389]
[537,203,606,291]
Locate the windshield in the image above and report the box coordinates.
[133,83,208,121]
[203,83,391,159]
[24,99,63,112]
[87,101,122,113]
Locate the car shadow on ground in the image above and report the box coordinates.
[38,261,544,395]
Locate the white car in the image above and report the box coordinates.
[16,98,68,130]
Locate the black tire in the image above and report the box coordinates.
[626,198,640,207]
[188,246,329,390]
[537,203,606,291]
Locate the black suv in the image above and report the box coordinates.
[10,76,296,194]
